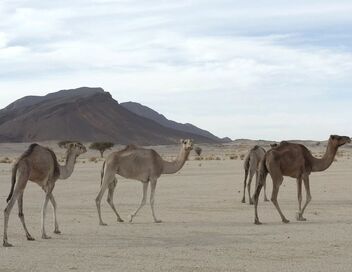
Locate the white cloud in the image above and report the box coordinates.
[0,0,351,140]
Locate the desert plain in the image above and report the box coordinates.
[0,141,352,272]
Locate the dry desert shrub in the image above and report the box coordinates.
[240,154,245,160]
[229,155,238,160]
[0,157,12,163]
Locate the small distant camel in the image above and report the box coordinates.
[242,145,277,204]
[253,135,351,225]
[95,139,194,225]
[3,142,86,247]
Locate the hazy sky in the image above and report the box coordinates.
[0,0,351,140]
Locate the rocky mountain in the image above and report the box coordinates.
[0,87,223,144]
[120,101,225,142]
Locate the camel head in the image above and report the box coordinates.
[329,135,351,147]
[66,142,87,156]
[270,143,278,148]
[180,139,194,152]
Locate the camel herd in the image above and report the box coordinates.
[2,135,351,247]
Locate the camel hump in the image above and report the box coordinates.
[18,143,39,161]
[252,145,260,150]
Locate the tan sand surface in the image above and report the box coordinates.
[0,143,352,271]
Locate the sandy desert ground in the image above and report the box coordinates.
[0,142,352,272]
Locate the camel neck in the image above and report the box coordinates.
[59,150,77,179]
[310,141,338,172]
[162,147,190,174]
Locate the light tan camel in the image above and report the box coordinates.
[242,145,269,204]
[3,142,86,247]
[95,139,194,225]
[253,135,351,225]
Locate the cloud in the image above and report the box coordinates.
[0,0,351,139]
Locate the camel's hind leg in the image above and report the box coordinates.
[18,192,34,241]
[242,168,248,203]
[107,177,124,223]
[150,178,161,223]
[49,193,61,234]
[262,173,269,202]
[269,173,289,223]
[3,168,29,247]
[96,171,115,226]
[247,168,256,205]
[129,181,148,223]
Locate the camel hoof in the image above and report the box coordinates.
[254,219,262,225]
[27,236,35,241]
[117,218,124,223]
[42,235,51,239]
[296,213,307,221]
[282,218,290,224]
[54,230,61,234]
[249,201,254,205]
[129,215,134,223]
[3,241,13,247]
[99,222,108,226]
[154,220,162,223]
[264,198,269,202]
[241,199,245,203]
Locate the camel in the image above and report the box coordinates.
[242,145,269,204]
[3,142,86,247]
[95,139,194,225]
[253,135,351,225]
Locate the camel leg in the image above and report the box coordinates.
[107,178,124,223]
[49,194,61,234]
[247,169,255,205]
[253,182,263,225]
[95,172,114,226]
[295,178,306,221]
[18,192,35,241]
[3,169,29,247]
[271,181,289,223]
[242,168,248,203]
[129,182,148,223]
[299,175,312,220]
[262,174,269,202]
[41,193,51,239]
[3,193,18,247]
[150,179,161,223]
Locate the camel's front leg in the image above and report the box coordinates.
[41,193,51,239]
[129,182,148,223]
[299,175,312,220]
[150,179,161,223]
[295,178,306,221]
[49,194,61,233]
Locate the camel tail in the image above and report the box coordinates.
[243,154,250,179]
[100,161,106,186]
[7,163,18,203]
[258,156,268,186]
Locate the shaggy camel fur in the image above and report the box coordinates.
[3,142,86,247]
[95,139,194,225]
[253,135,351,225]
[242,145,269,204]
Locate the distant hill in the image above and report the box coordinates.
[0,87,223,144]
[121,101,229,143]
